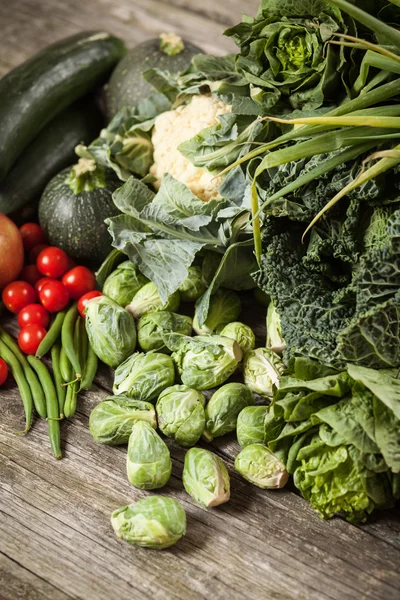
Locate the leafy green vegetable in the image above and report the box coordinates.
[178,266,207,302]
[126,420,172,489]
[102,260,149,307]
[294,439,393,522]
[89,395,157,445]
[203,383,255,441]
[235,444,289,489]
[156,385,206,447]
[164,333,242,390]
[85,296,137,368]
[111,496,186,549]
[137,311,192,353]
[218,322,255,353]
[243,347,285,397]
[183,448,230,508]
[237,405,269,448]
[126,282,180,318]
[224,0,352,112]
[106,175,248,306]
[76,93,170,180]
[266,301,285,354]
[113,352,175,403]
[193,288,241,335]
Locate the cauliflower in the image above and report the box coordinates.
[150,94,232,201]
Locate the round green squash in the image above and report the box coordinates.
[105,34,202,118]
[38,159,120,265]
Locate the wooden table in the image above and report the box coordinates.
[1,2,400,599]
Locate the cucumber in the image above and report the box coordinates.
[0,96,103,215]
[0,31,125,182]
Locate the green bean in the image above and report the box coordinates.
[0,328,46,419]
[35,310,66,359]
[27,356,62,460]
[64,380,79,419]
[80,343,98,391]
[0,339,32,432]
[51,342,66,417]
[61,304,81,380]
[59,346,72,383]
[63,319,81,418]
[79,317,88,375]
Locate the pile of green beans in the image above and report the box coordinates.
[0,302,98,459]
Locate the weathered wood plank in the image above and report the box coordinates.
[0,553,71,600]
[0,0,261,78]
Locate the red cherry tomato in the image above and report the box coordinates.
[78,290,103,317]
[0,358,8,386]
[19,223,47,252]
[18,324,47,355]
[2,281,37,314]
[18,303,50,329]
[37,247,69,278]
[62,266,96,300]
[35,277,58,295]
[39,280,69,313]
[29,244,48,264]
[20,264,42,287]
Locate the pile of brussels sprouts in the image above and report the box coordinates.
[86,261,288,550]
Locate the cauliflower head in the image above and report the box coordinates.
[150,94,231,201]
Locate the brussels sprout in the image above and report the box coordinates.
[126,420,172,489]
[203,383,255,441]
[236,405,269,448]
[218,322,255,354]
[137,311,192,353]
[89,395,157,445]
[156,385,206,447]
[178,266,207,302]
[113,352,175,403]
[111,496,186,549]
[183,447,230,508]
[193,289,241,335]
[126,282,180,318]
[85,296,136,368]
[266,301,285,354]
[235,444,289,489]
[164,333,242,390]
[103,261,148,307]
[243,348,285,398]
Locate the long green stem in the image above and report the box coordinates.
[325,0,400,48]
[302,144,400,241]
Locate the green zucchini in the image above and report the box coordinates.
[0,31,125,182]
[0,96,103,215]
[105,34,201,118]
[39,159,120,265]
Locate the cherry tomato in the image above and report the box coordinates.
[18,324,47,355]
[2,281,37,314]
[78,290,103,317]
[35,277,59,295]
[18,303,50,329]
[39,280,69,313]
[62,266,96,300]
[29,244,48,264]
[0,358,8,386]
[37,246,69,278]
[20,264,42,287]
[19,223,47,252]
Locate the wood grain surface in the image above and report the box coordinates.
[0,2,400,600]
